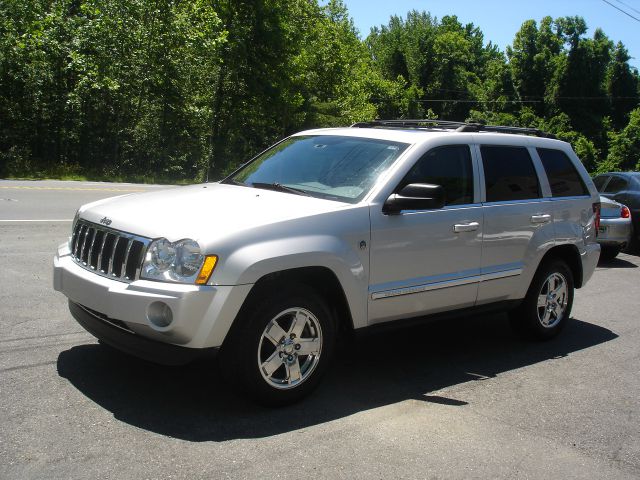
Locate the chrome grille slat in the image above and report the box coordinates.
[70,222,81,255]
[121,238,134,279]
[87,229,99,269]
[108,236,120,277]
[96,232,109,272]
[134,251,144,280]
[79,227,92,264]
[69,219,151,283]
[74,225,86,258]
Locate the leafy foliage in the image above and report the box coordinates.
[1,2,639,181]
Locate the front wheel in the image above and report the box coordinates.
[509,259,574,340]
[220,284,335,406]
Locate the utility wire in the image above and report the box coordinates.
[601,0,640,22]
[613,0,640,16]
[367,96,639,105]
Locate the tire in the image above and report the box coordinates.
[219,284,336,406]
[599,245,621,262]
[509,259,574,340]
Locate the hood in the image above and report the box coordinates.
[78,183,349,245]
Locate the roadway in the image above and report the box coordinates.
[1,179,638,479]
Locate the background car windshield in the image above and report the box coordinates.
[230,135,409,202]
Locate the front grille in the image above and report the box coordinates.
[70,219,151,283]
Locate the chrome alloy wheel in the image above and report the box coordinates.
[257,307,323,390]
[536,272,568,328]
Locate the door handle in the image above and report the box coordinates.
[531,214,552,224]
[453,222,480,233]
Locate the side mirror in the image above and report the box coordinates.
[383,183,445,215]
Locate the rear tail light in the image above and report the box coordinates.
[593,202,601,236]
[621,206,630,219]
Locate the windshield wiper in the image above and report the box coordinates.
[251,182,312,197]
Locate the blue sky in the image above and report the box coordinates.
[342,0,640,69]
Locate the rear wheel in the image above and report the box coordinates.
[220,284,335,406]
[509,259,574,340]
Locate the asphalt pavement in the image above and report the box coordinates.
[1,179,639,479]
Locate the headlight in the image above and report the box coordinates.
[148,238,176,272]
[141,238,217,284]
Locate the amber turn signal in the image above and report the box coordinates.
[195,255,218,285]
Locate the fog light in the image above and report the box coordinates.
[147,301,173,329]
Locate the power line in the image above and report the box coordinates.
[367,96,639,105]
[601,0,640,23]
[613,0,640,16]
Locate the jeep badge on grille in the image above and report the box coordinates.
[100,217,112,226]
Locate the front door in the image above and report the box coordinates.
[368,144,483,324]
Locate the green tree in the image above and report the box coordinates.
[604,108,640,171]
[506,17,562,117]
[549,22,612,139]
[607,42,639,130]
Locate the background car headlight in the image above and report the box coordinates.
[141,238,212,284]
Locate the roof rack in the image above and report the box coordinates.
[350,119,557,139]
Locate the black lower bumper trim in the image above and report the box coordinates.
[69,300,218,366]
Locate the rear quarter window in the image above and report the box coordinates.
[537,148,589,197]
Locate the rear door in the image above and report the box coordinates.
[476,144,555,305]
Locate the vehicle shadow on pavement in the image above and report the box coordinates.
[57,314,617,442]
[597,257,638,268]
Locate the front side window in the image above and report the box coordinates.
[400,145,474,205]
[228,135,409,203]
[537,148,589,197]
[481,146,541,202]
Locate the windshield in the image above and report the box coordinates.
[226,135,410,203]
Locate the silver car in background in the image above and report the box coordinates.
[598,195,632,261]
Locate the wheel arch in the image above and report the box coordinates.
[538,244,584,288]
[221,266,357,353]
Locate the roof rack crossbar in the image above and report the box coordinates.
[350,119,556,139]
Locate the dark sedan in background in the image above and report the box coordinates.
[594,172,640,251]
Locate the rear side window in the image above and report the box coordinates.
[481,146,540,202]
[400,145,474,205]
[603,176,628,193]
[593,175,609,191]
[537,148,589,197]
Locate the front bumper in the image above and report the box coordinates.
[69,301,217,365]
[53,242,253,352]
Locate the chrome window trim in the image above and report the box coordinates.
[480,198,553,207]
[547,195,591,201]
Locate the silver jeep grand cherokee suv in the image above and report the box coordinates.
[53,120,601,405]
